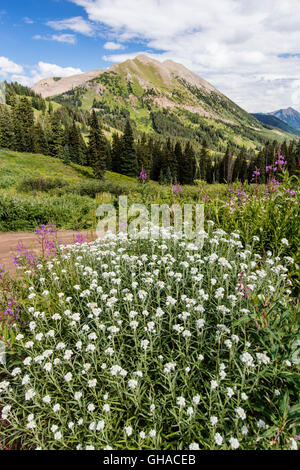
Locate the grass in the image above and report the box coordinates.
[0,149,93,188]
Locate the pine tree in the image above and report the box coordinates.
[12,97,36,153]
[136,133,151,175]
[120,120,137,177]
[62,144,71,165]
[219,145,233,183]
[111,133,122,173]
[48,102,53,115]
[178,142,196,185]
[48,113,63,158]
[198,140,210,181]
[105,140,112,171]
[0,106,15,149]
[34,122,48,155]
[174,141,183,178]
[150,140,163,181]
[232,147,248,182]
[88,111,107,179]
[68,121,87,165]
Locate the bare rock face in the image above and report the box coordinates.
[32,70,104,98]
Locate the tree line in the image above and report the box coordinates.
[0,87,299,185]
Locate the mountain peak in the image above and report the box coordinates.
[269,107,300,130]
[31,54,261,133]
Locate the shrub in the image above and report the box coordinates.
[0,226,298,450]
[18,177,69,193]
[0,193,96,231]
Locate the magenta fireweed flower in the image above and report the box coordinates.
[287,189,296,196]
[275,155,287,167]
[203,195,210,202]
[76,234,84,244]
[269,179,280,192]
[35,224,57,235]
[173,183,182,195]
[139,166,147,182]
[13,243,38,268]
[251,168,260,183]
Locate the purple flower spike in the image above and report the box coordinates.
[139,166,148,182]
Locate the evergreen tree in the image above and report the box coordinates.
[48,102,53,115]
[198,140,210,181]
[62,144,71,165]
[34,122,48,155]
[150,140,163,181]
[13,97,36,152]
[111,133,122,173]
[120,120,137,177]
[105,140,112,171]
[48,113,64,158]
[68,121,87,165]
[0,106,15,149]
[178,142,196,185]
[136,133,151,175]
[232,147,248,182]
[174,141,183,177]
[219,145,233,183]
[88,111,107,179]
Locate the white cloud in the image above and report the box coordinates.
[33,34,77,44]
[31,62,83,83]
[103,41,125,50]
[47,16,94,36]
[10,75,34,87]
[70,0,300,112]
[0,56,83,86]
[23,17,34,24]
[0,56,23,76]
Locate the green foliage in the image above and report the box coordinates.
[94,71,130,98]
[0,192,95,231]
[18,177,69,193]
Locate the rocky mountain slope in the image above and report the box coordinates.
[268,107,300,130]
[32,54,293,149]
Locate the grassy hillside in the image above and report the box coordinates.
[0,149,93,188]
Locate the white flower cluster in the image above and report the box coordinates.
[0,227,296,450]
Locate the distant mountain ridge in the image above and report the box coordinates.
[251,113,300,136]
[268,107,300,130]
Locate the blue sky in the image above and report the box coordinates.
[0,0,152,73]
[0,0,299,112]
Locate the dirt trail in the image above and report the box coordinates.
[0,230,96,276]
